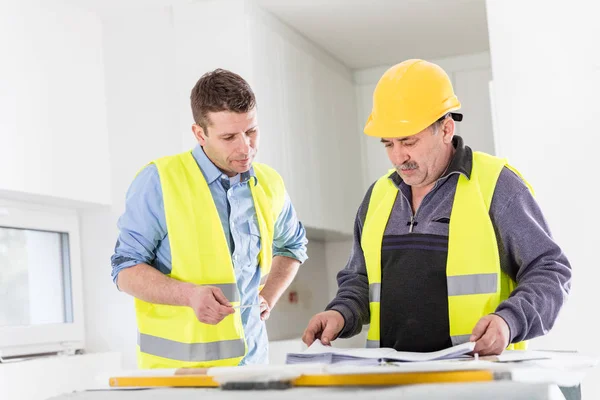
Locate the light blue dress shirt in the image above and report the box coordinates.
[111,145,308,365]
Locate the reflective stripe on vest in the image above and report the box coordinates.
[138,333,246,362]
[211,283,240,303]
[362,151,531,351]
[134,152,285,368]
[446,273,497,296]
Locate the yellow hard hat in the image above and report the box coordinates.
[364,59,462,138]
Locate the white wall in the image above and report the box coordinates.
[246,4,364,236]
[0,2,111,206]
[173,0,250,149]
[354,52,495,189]
[486,0,600,396]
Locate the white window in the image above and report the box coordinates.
[0,200,84,360]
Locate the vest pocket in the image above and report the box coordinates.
[428,217,450,236]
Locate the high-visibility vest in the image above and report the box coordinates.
[362,152,532,350]
[135,151,285,369]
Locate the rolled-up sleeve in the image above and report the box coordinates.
[272,191,308,264]
[111,164,167,285]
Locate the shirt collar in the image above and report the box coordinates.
[191,145,257,185]
[389,135,473,187]
[443,135,472,179]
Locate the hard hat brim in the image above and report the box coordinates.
[363,106,462,138]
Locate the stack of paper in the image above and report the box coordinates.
[286,339,475,365]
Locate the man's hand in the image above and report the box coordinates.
[259,295,271,321]
[470,314,511,356]
[187,286,235,325]
[302,310,345,346]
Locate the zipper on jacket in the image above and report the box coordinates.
[399,193,420,233]
[408,215,416,233]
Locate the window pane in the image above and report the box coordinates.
[0,227,72,327]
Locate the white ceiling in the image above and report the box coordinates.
[65,0,490,70]
[255,0,490,70]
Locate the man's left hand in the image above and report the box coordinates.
[470,314,510,356]
[259,295,271,321]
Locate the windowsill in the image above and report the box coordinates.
[0,188,112,209]
[0,351,122,400]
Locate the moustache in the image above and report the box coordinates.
[395,162,418,171]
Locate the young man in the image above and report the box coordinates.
[112,69,307,368]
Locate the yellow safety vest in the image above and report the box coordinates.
[135,151,285,369]
[362,152,532,350]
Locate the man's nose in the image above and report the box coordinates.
[389,144,409,166]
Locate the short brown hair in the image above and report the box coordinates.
[190,69,256,134]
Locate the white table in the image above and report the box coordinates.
[49,381,567,400]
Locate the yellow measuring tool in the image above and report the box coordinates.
[294,370,494,386]
[110,375,219,388]
[109,369,494,388]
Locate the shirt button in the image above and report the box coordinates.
[231,222,235,229]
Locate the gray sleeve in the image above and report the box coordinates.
[324,184,374,338]
[490,167,572,343]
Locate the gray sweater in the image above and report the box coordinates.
[326,136,572,345]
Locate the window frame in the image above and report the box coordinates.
[0,199,84,358]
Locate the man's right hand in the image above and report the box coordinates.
[188,286,235,325]
[302,310,345,346]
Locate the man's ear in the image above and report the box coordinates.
[192,124,207,146]
[442,118,455,144]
